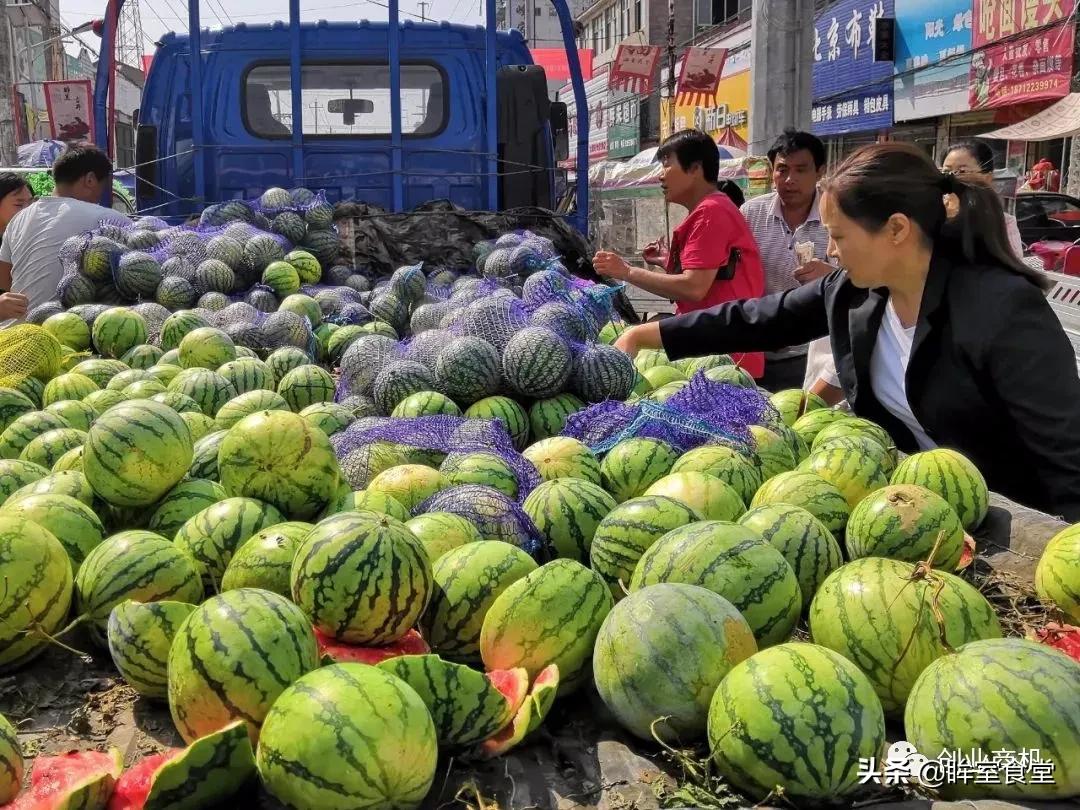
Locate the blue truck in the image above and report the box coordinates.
[90,0,591,237]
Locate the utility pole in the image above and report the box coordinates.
[665,0,675,138]
[418,0,429,20]
[748,0,813,154]
[0,0,18,164]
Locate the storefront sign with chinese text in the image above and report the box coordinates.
[893,0,973,120]
[43,80,93,141]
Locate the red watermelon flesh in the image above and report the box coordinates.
[1032,623,1080,664]
[487,668,529,719]
[11,749,122,809]
[106,751,180,810]
[479,664,560,759]
[315,627,429,665]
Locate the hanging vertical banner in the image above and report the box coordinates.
[675,48,728,107]
[608,44,662,94]
[43,80,93,141]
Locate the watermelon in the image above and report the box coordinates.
[147,364,183,386]
[708,642,886,801]
[107,370,154,394]
[769,389,828,427]
[43,373,99,406]
[92,307,148,358]
[214,390,290,430]
[0,712,21,804]
[0,458,49,505]
[405,512,482,562]
[299,402,353,437]
[156,276,197,310]
[217,410,340,520]
[43,312,92,351]
[0,493,104,573]
[1035,524,1080,624]
[600,438,680,503]
[631,521,801,648]
[6,470,98,511]
[523,437,601,486]
[0,388,36,434]
[0,412,70,460]
[262,261,301,297]
[52,445,85,473]
[845,484,965,569]
[738,504,843,610]
[217,359,275,396]
[478,663,560,758]
[75,530,204,646]
[594,583,757,741]
[799,446,889,510]
[439,452,520,499]
[890,447,990,531]
[747,425,797,479]
[159,312,209,352]
[643,471,745,521]
[808,557,1002,712]
[106,721,255,810]
[19,428,86,470]
[323,487,411,523]
[671,444,763,506]
[122,379,169,401]
[464,396,530,450]
[178,327,236,371]
[751,470,850,535]
[314,627,430,666]
[813,433,895,477]
[523,478,618,562]
[377,654,527,747]
[84,390,127,414]
[168,369,238,417]
[0,516,73,672]
[528,394,584,441]
[221,521,312,596]
[83,400,194,507]
[149,391,201,415]
[904,638,1080,799]
[276,364,335,412]
[256,663,437,810]
[367,464,448,512]
[13,377,44,409]
[480,559,613,693]
[187,430,226,480]
[285,249,321,284]
[168,588,319,743]
[391,391,462,419]
[372,362,436,415]
[174,497,286,590]
[570,343,636,403]
[8,749,122,810]
[790,408,848,447]
[121,345,165,371]
[813,416,894,454]
[291,510,432,644]
[106,599,197,699]
[180,412,216,443]
[431,337,500,406]
[502,327,573,399]
[147,478,228,539]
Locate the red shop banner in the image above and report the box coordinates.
[969,22,1074,108]
[973,0,1076,49]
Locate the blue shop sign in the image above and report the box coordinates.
[811,0,896,136]
[892,0,973,120]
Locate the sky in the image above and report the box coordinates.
[58,0,484,57]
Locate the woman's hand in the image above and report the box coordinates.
[593,250,632,281]
[614,323,662,359]
[0,292,28,321]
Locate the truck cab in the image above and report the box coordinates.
[133,21,573,221]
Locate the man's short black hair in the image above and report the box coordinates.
[656,129,720,183]
[53,143,113,185]
[767,129,826,170]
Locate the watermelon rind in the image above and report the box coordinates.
[0,711,21,804]
[142,720,256,810]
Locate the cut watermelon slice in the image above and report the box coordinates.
[10,748,122,810]
[478,664,560,759]
[525,664,559,734]
[315,627,429,665]
[106,721,254,810]
[1031,623,1080,664]
[487,667,530,720]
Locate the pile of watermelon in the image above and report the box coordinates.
[2,215,1079,808]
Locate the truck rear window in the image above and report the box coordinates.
[244,63,446,138]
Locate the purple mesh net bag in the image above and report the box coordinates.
[418,485,548,560]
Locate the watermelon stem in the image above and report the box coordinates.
[23,610,92,663]
[48,612,90,643]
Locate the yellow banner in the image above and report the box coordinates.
[660,69,750,148]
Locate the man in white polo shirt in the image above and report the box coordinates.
[741,129,836,394]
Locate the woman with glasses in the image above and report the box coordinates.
[942,140,1024,258]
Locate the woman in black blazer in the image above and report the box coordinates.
[615,143,1080,521]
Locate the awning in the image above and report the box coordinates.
[982,94,1080,141]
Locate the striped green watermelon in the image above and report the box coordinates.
[214,390,290,430]
[277,364,335,411]
[148,363,184,386]
[285,250,322,284]
[43,372,99,407]
[523,437,601,486]
[421,540,537,663]
[45,400,96,432]
[262,261,301,297]
[751,470,850,535]
[799,446,889,510]
[71,359,130,388]
[465,396,530,450]
[439,452,520,499]
[19,427,86,470]
[708,642,886,801]
[477,663,561,758]
[738,504,842,610]
[217,359,276,398]
[122,379,169,400]
[11,377,44,409]
[600,438,680,503]
[502,327,573,399]
[43,311,92,352]
[641,364,685,391]
[808,557,1002,712]
[187,429,227,480]
[179,327,237,371]
[845,484,965,569]
[107,599,197,699]
[107,369,156,392]
[84,389,127,414]
[524,478,617,562]
[299,402,353,437]
[630,521,801,648]
[148,478,228,538]
[168,369,238,417]
[1035,524,1080,624]
[891,447,989,531]
[150,390,203,415]
[324,487,411,523]
[633,349,668,373]
[904,638,1080,799]
[480,559,613,693]
[405,512,482,562]
[0,388,36,434]
[0,711,21,804]
[747,425,797,479]
[75,530,204,646]
[768,389,828,427]
[92,307,148,358]
[265,347,312,385]
[83,400,194,507]
[813,416,894,456]
[791,408,848,446]
[0,492,103,572]
[168,588,319,743]
[220,521,313,596]
[291,510,432,645]
[5,469,98,511]
[594,583,758,741]
[366,464,447,512]
[671,444,763,505]
[433,337,501,406]
[0,458,49,505]
[122,344,165,371]
[180,411,216,442]
[377,654,527,747]
[52,445,85,473]
[0,515,73,672]
[528,394,585,441]
[589,495,702,598]
[217,410,340,520]
[372,362,436,415]
[644,471,745,521]
[391,390,462,419]
[0,411,70,460]
[256,663,437,809]
[174,497,286,590]
[812,433,895,476]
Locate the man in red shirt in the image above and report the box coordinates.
[593,129,766,377]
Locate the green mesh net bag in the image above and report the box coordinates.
[0,325,63,388]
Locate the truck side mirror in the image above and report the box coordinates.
[550,101,569,162]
